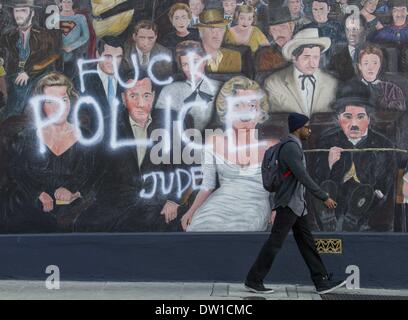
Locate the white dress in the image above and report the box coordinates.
[187,148,271,232]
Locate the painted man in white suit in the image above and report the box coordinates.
[264,28,338,117]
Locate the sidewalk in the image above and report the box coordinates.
[0,281,407,300]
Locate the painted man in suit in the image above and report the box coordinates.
[122,20,174,84]
[303,0,347,59]
[0,0,60,119]
[75,76,186,232]
[313,80,397,232]
[76,37,124,146]
[327,14,365,82]
[197,9,243,74]
[264,28,338,116]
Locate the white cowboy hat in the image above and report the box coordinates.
[282,28,331,61]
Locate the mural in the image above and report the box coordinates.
[0,0,407,233]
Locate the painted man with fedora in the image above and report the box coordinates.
[255,6,298,74]
[264,28,338,116]
[313,80,397,232]
[197,8,242,74]
[0,0,60,119]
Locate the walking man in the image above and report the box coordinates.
[245,112,347,295]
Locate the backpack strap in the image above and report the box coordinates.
[277,139,298,177]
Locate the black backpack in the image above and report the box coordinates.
[261,141,292,192]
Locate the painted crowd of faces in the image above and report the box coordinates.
[0,0,408,233]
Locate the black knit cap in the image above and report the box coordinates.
[288,113,310,133]
[332,79,374,114]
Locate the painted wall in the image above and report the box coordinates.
[0,0,407,234]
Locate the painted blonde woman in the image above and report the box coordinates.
[223,5,270,53]
[181,76,277,232]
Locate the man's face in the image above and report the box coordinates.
[133,28,157,54]
[269,22,294,48]
[363,0,378,14]
[312,1,329,24]
[293,46,321,75]
[180,53,205,82]
[338,106,370,140]
[223,0,237,15]
[97,44,124,75]
[358,53,381,82]
[288,0,302,16]
[200,27,226,50]
[392,6,408,26]
[299,121,312,140]
[43,85,70,125]
[345,17,363,47]
[189,0,204,16]
[61,0,74,11]
[13,7,33,28]
[123,78,155,123]
[237,12,254,30]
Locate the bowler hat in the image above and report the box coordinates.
[332,79,375,113]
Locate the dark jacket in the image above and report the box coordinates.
[121,42,174,82]
[0,27,60,77]
[327,44,358,82]
[97,108,186,208]
[74,70,123,144]
[274,135,329,210]
[314,128,396,231]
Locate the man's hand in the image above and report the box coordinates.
[39,192,54,213]
[54,187,80,203]
[181,210,194,231]
[15,72,29,86]
[324,198,337,209]
[63,46,73,53]
[160,201,180,224]
[269,210,276,225]
[328,147,343,170]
